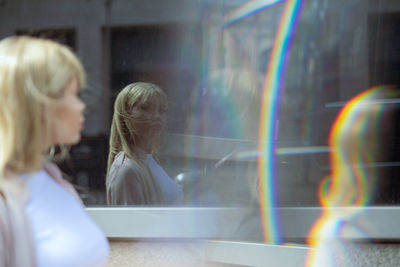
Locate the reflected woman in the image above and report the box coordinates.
[106,82,183,205]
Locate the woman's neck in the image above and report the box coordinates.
[129,147,148,163]
[135,140,152,154]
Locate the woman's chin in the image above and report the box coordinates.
[64,133,82,146]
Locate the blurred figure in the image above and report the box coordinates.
[0,36,109,266]
[186,68,263,140]
[106,82,183,205]
[307,86,400,266]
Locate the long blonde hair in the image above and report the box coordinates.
[106,82,167,203]
[0,36,85,177]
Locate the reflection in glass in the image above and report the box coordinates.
[2,0,400,247]
[106,83,183,205]
[307,86,400,266]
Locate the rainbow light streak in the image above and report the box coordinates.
[258,0,303,244]
[306,86,388,266]
[323,87,386,208]
[223,0,285,27]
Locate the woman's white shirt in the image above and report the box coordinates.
[22,169,109,267]
[146,154,184,204]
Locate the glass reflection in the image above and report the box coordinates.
[1,0,400,246]
[307,86,400,266]
[106,82,183,205]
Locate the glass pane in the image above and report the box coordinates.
[2,0,400,245]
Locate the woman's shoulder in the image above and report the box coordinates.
[43,161,81,202]
[112,152,141,170]
[109,152,145,182]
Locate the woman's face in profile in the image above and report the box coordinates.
[131,96,167,136]
[49,77,85,147]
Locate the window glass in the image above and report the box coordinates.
[1,0,400,244]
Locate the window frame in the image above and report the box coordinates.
[87,206,400,240]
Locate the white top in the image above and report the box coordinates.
[146,154,184,204]
[22,169,109,267]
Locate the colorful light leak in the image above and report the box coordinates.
[257,0,304,244]
[306,86,397,266]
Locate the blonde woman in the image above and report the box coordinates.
[106,82,183,205]
[0,36,109,267]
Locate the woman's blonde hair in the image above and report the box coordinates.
[106,82,167,203]
[0,36,85,176]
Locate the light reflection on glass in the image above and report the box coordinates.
[307,86,400,266]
